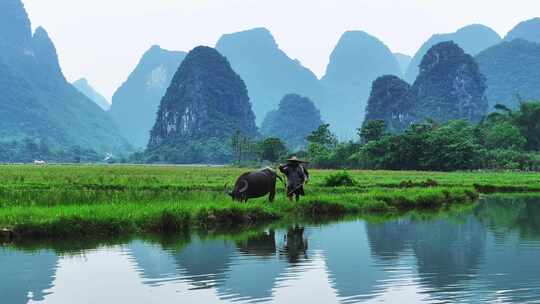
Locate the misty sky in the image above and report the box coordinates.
[22,0,540,102]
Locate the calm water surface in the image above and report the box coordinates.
[2,195,540,304]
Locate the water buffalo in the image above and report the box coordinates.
[225,167,284,202]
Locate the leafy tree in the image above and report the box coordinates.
[481,101,540,151]
[359,120,386,143]
[484,121,526,150]
[307,124,337,148]
[259,138,288,163]
[359,120,481,171]
[514,102,540,151]
[307,124,338,167]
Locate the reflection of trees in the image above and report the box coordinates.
[279,227,308,264]
[236,230,277,257]
[475,196,540,240]
[322,221,389,302]
[473,196,540,302]
[0,248,58,304]
[366,214,487,298]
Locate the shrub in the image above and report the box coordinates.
[323,171,356,187]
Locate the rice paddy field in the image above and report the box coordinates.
[1,164,540,239]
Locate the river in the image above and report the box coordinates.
[2,195,540,303]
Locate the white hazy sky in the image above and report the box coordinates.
[22,0,540,101]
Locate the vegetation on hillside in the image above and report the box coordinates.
[146,46,258,164]
[476,39,540,110]
[261,94,323,150]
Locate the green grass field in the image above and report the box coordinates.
[1,164,539,239]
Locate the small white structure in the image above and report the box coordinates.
[33,160,46,165]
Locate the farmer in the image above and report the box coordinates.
[279,156,310,202]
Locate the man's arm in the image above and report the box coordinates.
[303,166,309,183]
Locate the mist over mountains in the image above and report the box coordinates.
[320,31,402,137]
[505,18,540,43]
[404,24,501,83]
[215,28,322,125]
[73,78,110,111]
[110,45,186,148]
[0,0,128,154]
[476,39,540,110]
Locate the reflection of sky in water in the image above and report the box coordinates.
[3,196,540,303]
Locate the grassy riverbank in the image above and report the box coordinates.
[1,165,539,239]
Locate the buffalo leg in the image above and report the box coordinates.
[269,188,276,202]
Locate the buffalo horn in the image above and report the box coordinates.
[238,180,249,193]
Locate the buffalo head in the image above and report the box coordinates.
[224,180,249,201]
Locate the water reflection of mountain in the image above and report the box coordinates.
[320,221,390,302]
[0,248,58,304]
[366,215,487,298]
[173,238,237,289]
[217,230,289,302]
[411,217,486,290]
[127,240,178,284]
[127,237,236,289]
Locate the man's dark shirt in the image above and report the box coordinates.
[279,164,309,196]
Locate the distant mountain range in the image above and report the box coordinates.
[72,78,110,111]
[320,31,402,137]
[505,18,540,43]
[364,41,488,132]
[103,18,540,149]
[404,24,501,83]
[2,0,540,159]
[216,28,322,125]
[477,39,540,110]
[394,53,412,75]
[0,0,128,153]
[110,45,186,148]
